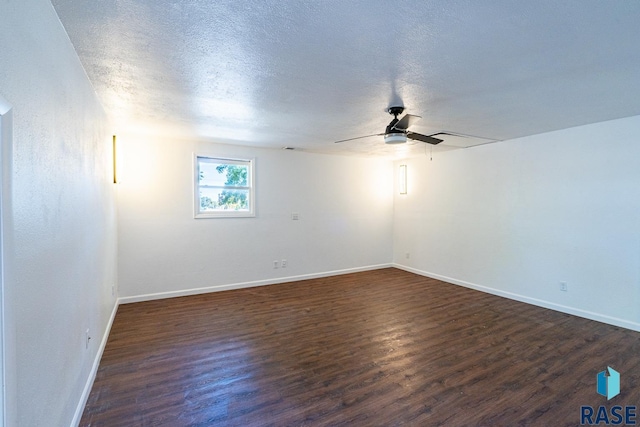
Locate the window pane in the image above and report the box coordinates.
[200,188,250,211]
[198,160,248,188]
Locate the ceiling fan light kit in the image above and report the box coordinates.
[384,133,408,144]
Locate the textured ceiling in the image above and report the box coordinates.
[51,0,640,158]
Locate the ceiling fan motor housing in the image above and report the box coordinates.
[385,106,407,143]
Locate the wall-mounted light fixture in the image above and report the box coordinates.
[112,135,118,184]
[399,164,407,194]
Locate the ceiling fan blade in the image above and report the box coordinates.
[406,132,443,145]
[428,132,467,138]
[392,114,421,131]
[333,133,384,143]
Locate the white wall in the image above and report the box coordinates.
[117,135,393,300]
[394,115,640,330]
[0,2,117,426]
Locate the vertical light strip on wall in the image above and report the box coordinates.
[112,135,118,184]
[399,164,407,194]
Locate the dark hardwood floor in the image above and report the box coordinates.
[81,268,640,426]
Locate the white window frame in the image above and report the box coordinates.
[193,154,255,218]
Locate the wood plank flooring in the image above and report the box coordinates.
[81,268,640,426]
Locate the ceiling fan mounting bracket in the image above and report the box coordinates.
[387,106,405,117]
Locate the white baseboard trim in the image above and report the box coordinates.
[71,298,120,427]
[119,263,393,305]
[393,263,640,333]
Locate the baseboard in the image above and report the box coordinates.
[119,263,393,305]
[71,298,120,427]
[393,263,640,333]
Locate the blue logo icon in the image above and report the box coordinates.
[597,366,620,400]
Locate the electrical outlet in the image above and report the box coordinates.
[559,282,568,292]
[281,259,287,268]
[111,285,115,296]
[85,329,91,349]
[405,252,410,259]
[273,260,279,269]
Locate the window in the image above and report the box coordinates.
[194,155,255,218]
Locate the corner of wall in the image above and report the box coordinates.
[70,298,119,427]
